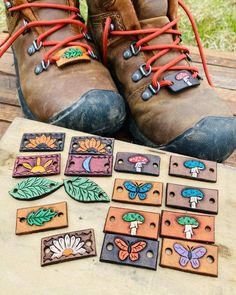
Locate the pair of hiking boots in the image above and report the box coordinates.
[1,0,236,162]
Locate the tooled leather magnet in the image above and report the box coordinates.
[166,183,218,214]
[100,233,159,270]
[104,207,160,240]
[20,133,65,152]
[69,136,114,155]
[112,178,163,206]
[16,202,68,235]
[160,238,218,277]
[64,155,113,176]
[169,156,217,182]
[13,154,61,178]
[41,229,96,266]
[160,210,215,243]
[114,153,160,176]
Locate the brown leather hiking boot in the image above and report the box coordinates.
[87,0,236,162]
[1,0,126,135]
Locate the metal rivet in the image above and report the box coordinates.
[142,89,153,101]
[28,45,36,56]
[132,70,142,82]
[123,49,132,60]
[5,1,12,9]
[34,65,43,75]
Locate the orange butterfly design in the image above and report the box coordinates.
[115,238,147,261]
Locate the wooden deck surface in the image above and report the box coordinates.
[0,31,236,166]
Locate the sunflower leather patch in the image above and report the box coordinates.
[41,229,96,266]
[12,154,61,178]
[69,136,114,155]
[65,155,113,176]
[20,133,65,152]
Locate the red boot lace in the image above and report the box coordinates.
[0,1,96,72]
[103,0,213,93]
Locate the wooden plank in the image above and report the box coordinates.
[0,103,22,122]
[0,120,10,138]
[0,117,235,294]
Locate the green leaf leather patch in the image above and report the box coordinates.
[27,208,58,226]
[9,178,63,200]
[80,0,88,24]
[64,177,110,202]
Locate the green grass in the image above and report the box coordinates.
[0,0,235,52]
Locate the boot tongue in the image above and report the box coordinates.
[132,0,168,20]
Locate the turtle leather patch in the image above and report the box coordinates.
[114,152,160,176]
[100,233,159,270]
[16,202,68,235]
[112,178,163,206]
[20,133,65,152]
[41,229,96,266]
[166,183,218,214]
[12,154,61,178]
[64,155,113,176]
[160,210,215,243]
[169,156,217,182]
[69,136,114,155]
[104,207,160,240]
[160,238,218,277]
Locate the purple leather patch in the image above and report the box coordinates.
[12,154,61,178]
[65,155,113,176]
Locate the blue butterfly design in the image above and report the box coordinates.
[124,181,153,200]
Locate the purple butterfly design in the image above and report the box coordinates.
[174,243,207,269]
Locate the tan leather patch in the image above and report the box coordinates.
[53,46,91,68]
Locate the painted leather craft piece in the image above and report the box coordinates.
[104,207,160,240]
[64,177,110,202]
[41,229,96,266]
[166,183,218,214]
[16,202,68,235]
[69,136,114,155]
[9,178,63,200]
[160,210,215,243]
[169,156,217,182]
[112,178,163,206]
[65,155,113,176]
[13,154,61,178]
[160,238,218,277]
[114,153,160,176]
[20,133,65,152]
[100,233,159,270]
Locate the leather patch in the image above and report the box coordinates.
[69,136,114,155]
[100,233,159,270]
[13,154,61,178]
[104,207,160,240]
[169,156,217,182]
[20,133,65,152]
[160,238,218,277]
[16,202,68,235]
[41,229,96,266]
[64,155,113,176]
[166,183,218,214]
[114,152,160,176]
[160,210,215,243]
[53,46,91,68]
[112,178,163,206]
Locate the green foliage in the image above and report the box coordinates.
[9,178,63,200]
[80,0,88,24]
[27,208,58,226]
[64,177,110,202]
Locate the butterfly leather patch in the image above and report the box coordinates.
[100,233,159,270]
[112,178,163,206]
[160,238,218,277]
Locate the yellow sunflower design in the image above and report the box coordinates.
[26,135,57,149]
[77,138,107,154]
[22,157,53,174]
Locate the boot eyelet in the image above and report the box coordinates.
[123,42,141,60]
[142,82,160,101]
[28,39,43,56]
[83,32,93,41]
[5,1,12,9]
[88,51,98,59]
[34,60,50,75]
[185,53,192,62]
[23,19,30,35]
[132,64,152,82]
[109,23,115,33]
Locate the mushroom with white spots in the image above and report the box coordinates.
[184,160,206,178]
[122,212,145,235]
[128,155,149,173]
[177,216,199,239]
[181,188,204,209]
